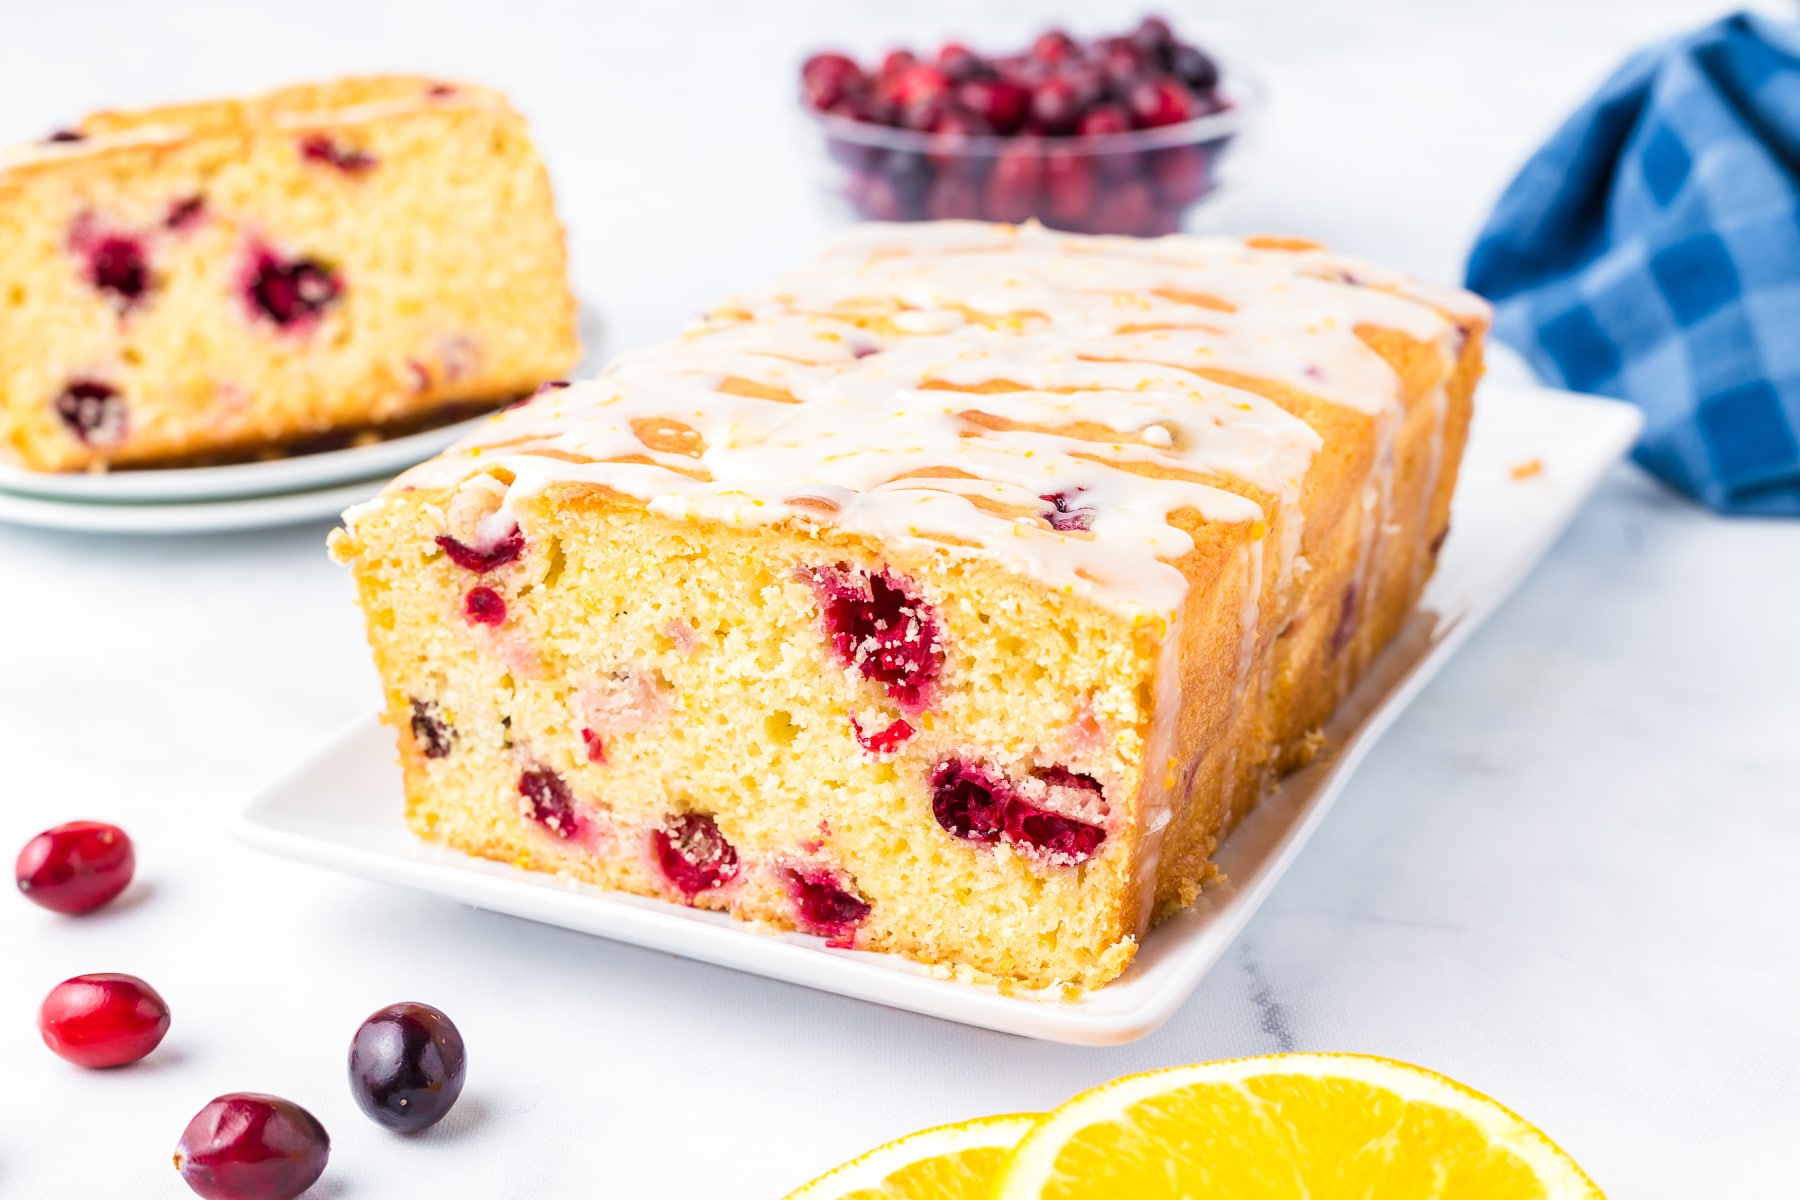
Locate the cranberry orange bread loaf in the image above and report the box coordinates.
[0,76,578,472]
[330,221,1489,991]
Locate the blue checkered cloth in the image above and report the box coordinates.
[1467,12,1800,515]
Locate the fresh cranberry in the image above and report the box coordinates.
[463,586,506,625]
[175,1093,329,1200]
[926,107,990,170]
[956,78,1030,135]
[165,196,207,230]
[409,700,454,759]
[1150,144,1210,206]
[878,49,917,82]
[245,251,342,330]
[1169,43,1220,93]
[1089,176,1157,235]
[1060,62,1109,112]
[985,142,1044,223]
[1131,16,1178,61]
[1129,74,1198,128]
[892,63,951,108]
[435,527,524,572]
[1043,147,1096,226]
[801,52,864,110]
[653,813,740,897]
[851,715,915,755]
[54,380,127,446]
[580,728,606,763]
[812,565,944,712]
[1029,76,1082,135]
[783,867,871,941]
[47,129,85,143]
[85,234,150,306]
[348,1002,466,1133]
[1030,30,1079,64]
[1330,583,1358,656]
[38,973,169,1068]
[1040,490,1096,532]
[926,174,982,220]
[299,135,377,173]
[16,820,135,914]
[517,769,578,837]
[1095,37,1152,87]
[930,760,1010,843]
[1004,806,1106,864]
[1077,101,1134,138]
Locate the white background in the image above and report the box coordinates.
[3,1,1798,1196]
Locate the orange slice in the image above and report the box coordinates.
[992,1053,1603,1199]
[784,1112,1043,1200]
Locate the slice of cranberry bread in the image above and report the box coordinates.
[330,221,1488,992]
[0,76,578,471]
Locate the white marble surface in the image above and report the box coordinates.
[2,2,1797,1196]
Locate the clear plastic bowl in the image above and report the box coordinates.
[802,65,1263,236]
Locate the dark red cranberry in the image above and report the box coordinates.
[652,813,740,897]
[175,1093,329,1200]
[1040,490,1096,532]
[1150,144,1210,206]
[86,234,150,305]
[518,769,577,838]
[409,700,454,759]
[1129,74,1198,128]
[38,973,169,1068]
[926,174,982,220]
[812,565,944,712]
[348,1002,466,1133]
[1043,147,1096,226]
[956,78,1030,135]
[1030,30,1079,64]
[930,760,1010,843]
[1169,44,1220,93]
[435,527,525,573]
[1131,16,1178,61]
[783,867,871,941]
[1004,798,1106,866]
[1029,76,1082,135]
[17,820,135,914]
[580,728,606,763]
[165,196,207,230]
[245,251,342,330]
[802,52,865,110]
[851,715,915,755]
[299,134,378,173]
[463,586,506,625]
[936,42,983,81]
[427,83,458,98]
[54,380,127,446]
[1059,62,1108,112]
[985,142,1044,223]
[1330,583,1358,656]
[47,128,86,143]
[1089,176,1157,235]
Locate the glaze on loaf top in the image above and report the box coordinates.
[368,221,1490,616]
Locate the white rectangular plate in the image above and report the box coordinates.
[235,382,1642,1044]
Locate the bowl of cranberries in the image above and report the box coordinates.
[799,18,1259,236]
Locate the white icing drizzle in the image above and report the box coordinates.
[367,221,1486,622]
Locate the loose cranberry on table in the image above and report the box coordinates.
[348,1001,468,1133]
[801,16,1234,235]
[38,973,170,1068]
[16,820,135,914]
[175,1093,329,1200]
